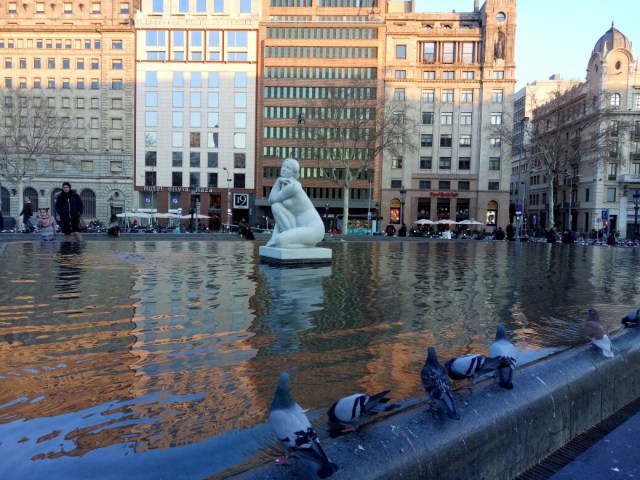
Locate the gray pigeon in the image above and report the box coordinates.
[488,324,518,389]
[269,372,339,478]
[621,308,640,328]
[585,308,614,358]
[444,353,513,386]
[421,347,460,420]
[327,390,399,432]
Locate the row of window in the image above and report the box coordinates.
[264,86,375,99]
[3,77,125,90]
[405,70,477,81]
[390,179,501,191]
[142,130,246,149]
[144,92,248,112]
[145,151,246,169]
[0,38,109,50]
[147,0,250,14]
[148,171,247,190]
[262,146,371,160]
[143,71,245,89]
[390,155,500,171]
[3,57,123,69]
[264,66,376,79]
[263,106,372,120]
[6,2,124,15]
[145,29,248,47]
[395,42,478,65]
[418,88,503,103]
[266,27,377,40]
[8,96,124,110]
[265,46,377,59]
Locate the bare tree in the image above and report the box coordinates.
[0,89,80,219]
[304,79,418,229]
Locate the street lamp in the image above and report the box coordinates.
[223,167,232,232]
[567,173,580,232]
[324,204,329,233]
[633,190,640,241]
[375,202,380,234]
[399,185,407,225]
[189,184,196,233]
[516,116,529,242]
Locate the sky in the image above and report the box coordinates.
[414,0,640,90]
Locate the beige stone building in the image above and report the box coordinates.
[0,0,136,224]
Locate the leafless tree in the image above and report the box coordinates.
[304,79,418,229]
[0,89,81,217]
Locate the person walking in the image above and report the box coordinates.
[55,182,84,242]
[20,197,34,232]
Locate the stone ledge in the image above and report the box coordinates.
[259,245,333,266]
[236,328,640,479]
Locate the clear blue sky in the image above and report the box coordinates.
[414,0,640,90]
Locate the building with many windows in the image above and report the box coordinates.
[382,0,516,228]
[0,0,135,223]
[523,25,640,238]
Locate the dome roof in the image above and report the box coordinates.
[592,24,633,56]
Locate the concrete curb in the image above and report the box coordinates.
[236,328,640,479]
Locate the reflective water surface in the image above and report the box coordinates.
[0,240,638,479]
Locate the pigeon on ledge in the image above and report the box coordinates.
[488,324,518,389]
[269,372,339,478]
[327,390,400,432]
[585,308,614,358]
[421,347,460,420]
[621,308,640,328]
[444,353,513,387]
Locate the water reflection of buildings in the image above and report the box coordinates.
[0,242,138,456]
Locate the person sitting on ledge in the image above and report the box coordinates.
[266,158,325,249]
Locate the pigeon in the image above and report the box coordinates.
[621,308,640,328]
[488,324,518,389]
[585,308,614,358]
[269,372,338,478]
[327,390,400,432]
[421,347,460,420]
[444,353,513,386]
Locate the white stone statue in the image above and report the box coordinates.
[266,158,325,248]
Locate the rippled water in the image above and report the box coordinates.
[0,240,638,479]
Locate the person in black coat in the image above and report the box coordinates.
[19,197,34,232]
[55,182,84,242]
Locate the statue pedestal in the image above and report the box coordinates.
[259,246,332,266]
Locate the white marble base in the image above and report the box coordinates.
[259,246,333,265]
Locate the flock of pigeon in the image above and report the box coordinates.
[268,308,640,478]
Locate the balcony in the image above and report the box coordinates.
[621,174,640,183]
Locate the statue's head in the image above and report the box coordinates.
[281,158,300,180]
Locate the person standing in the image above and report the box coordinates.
[20,197,34,232]
[36,207,57,242]
[55,182,84,242]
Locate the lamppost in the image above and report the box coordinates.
[375,202,380,234]
[567,173,580,232]
[223,167,232,232]
[399,185,406,225]
[516,116,529,242]
[324,204,329,233]
[633,190,640,240]
[189,184,196,233]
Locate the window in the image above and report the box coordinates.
[47,58,55,68]
[8,2,17,13]
[234,133,246,149]
[112,59,123,70]
[190,112,201,128]
[395,45,406,59]
[419,180,431,189]
[394,89,405,101]
[488,181,500,191]
[609,141,618,158]
[111,79,123,90]
[172,152,183,167]
[458,157,471,170]
[390,180,402,189]
[439,180,451,189]
[491,113,503,125]
[395,70,407,79]
[172,172,182,187]
[391,156,403,168]
[91,2,101,13]
[441,112,453,125]
[489,157,501,170]
[458,181,470,190]
[207,152,218,168]
[490,137,502,148]
[459,135,471,147]
[419,156,432,169]
[610,120,619,137]
[441,90,454,102]
[460,113,472,125]
[145,111,157,127]
[439,157,451,170]
[610,93,621,107]
[190,132,200,148]
[422,112,434,125]
[190,152,200,167]
[234,92,246,108]
[81,160,94,172]
[240,0,251,13]
[172,112,183,128]
[63,2,72,13]
[440,135,452,147]
[461,90,473,103]
[34,58,42,69]
[442,71,454,80]
[423,71,435,80]
[608,163,617,180]
[234,112,246,129]
[120,3,130,14]
[190,173,200,188]
[493,70,505,79]
[145,151,157,167]
[234,153,246,168]
[422,89,435,103]
[422,42,435,63]
[491,90,503,103]
[420,134,433,147]
[606,188,616,202]
[145,91,158,107]
[208,173,218,188]
[462,71,475,80]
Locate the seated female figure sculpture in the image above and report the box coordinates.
[266,158,325,248]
